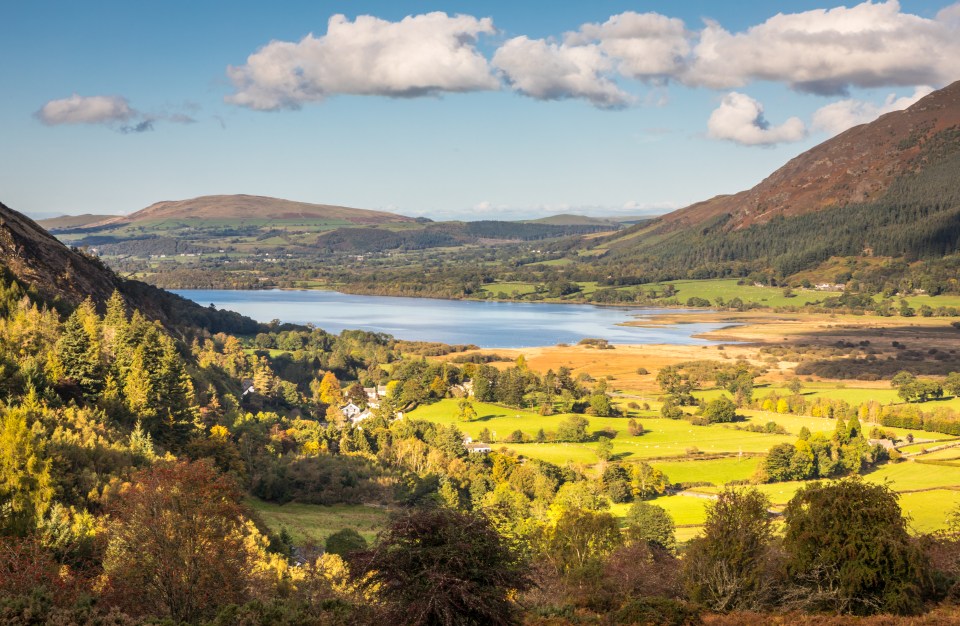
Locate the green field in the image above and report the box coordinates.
[408,399,797,464]
[651,457,760,485]
[899,490,960,532]
[247,499,390,546]
[638,278,842,307]
[407,396,960,538]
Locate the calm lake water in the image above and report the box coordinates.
[174,289,728,349]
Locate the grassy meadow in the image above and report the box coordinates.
[248,499,390,546]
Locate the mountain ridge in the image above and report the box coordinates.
[87,194,414,228]
[657,79,960,234]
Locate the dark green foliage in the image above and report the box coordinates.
[252,455,396,505]
[325,528,368,558]
[610,597,701,626]
[682,488,777,612]
[782,478,928,615]
[351,507,530,626]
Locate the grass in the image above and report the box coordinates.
[863,460,960,491]
[652,457,761,486]
[246,499,390,546]
[899,490,960,533]
[408,399,797,465]
[637,278,842,307]
[480,282,537,296]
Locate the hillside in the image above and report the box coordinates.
[662,80,960,232]
[89,194,414,227]
[527,214,618,227]
[0,200,258,333]
[593,80,960,279]
[37,214,120,230]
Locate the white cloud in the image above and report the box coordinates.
[567,11,690,81]
[36,94,134,125]
[812,85,935,134]
[707,92,806,146]
[685,1,960,94]
[226,12,498,110]
[492,36,632,108]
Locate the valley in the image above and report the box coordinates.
[5,35,960,624]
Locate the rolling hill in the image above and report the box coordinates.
[38,214,121,231]
[88,194,414,227]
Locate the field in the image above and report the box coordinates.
[247,499,391,546]
[408,386,960,539]
[636,278,843,307]
[409,399,798,464]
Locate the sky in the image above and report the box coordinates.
[3,1,959,220]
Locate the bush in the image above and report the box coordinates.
[351,507,531,625]
[325,528,367,558]
[611,597,700,626]
[782,478,927,615]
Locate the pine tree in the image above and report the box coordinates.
[0,408,53,536]
[54,302,103,398]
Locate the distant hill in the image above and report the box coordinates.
[88,194,414,227]
[527,214,618,227]
[593,80,960,278]
[38,214,121,231]
[0,200,259,334]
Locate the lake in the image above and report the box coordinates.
[173,289,729,348]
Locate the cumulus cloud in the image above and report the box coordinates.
[707,92,806,146]
[811,85,935,134]
[492,36,632,108]
[567,11,690,81]
[36,94,134,125]
[226,12,498,110]
[36,94,197,132]
[685,1,960,94]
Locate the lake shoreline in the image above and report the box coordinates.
[173,288,729,349]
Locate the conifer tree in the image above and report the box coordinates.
[0,407,53,536]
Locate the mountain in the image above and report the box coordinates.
[0,200,258,333]
[88,194,414,227]
[662,80,960,232]
[596,80,960,277]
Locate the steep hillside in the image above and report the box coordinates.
[594,81,960,279]
[90,194,413,227]
[660,80,960,232]
[0,200,258,333]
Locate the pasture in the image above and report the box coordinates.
[247,499,390,546]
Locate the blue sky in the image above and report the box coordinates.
[3,1,958,220]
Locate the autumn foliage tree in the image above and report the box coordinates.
[102,460,255,623]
